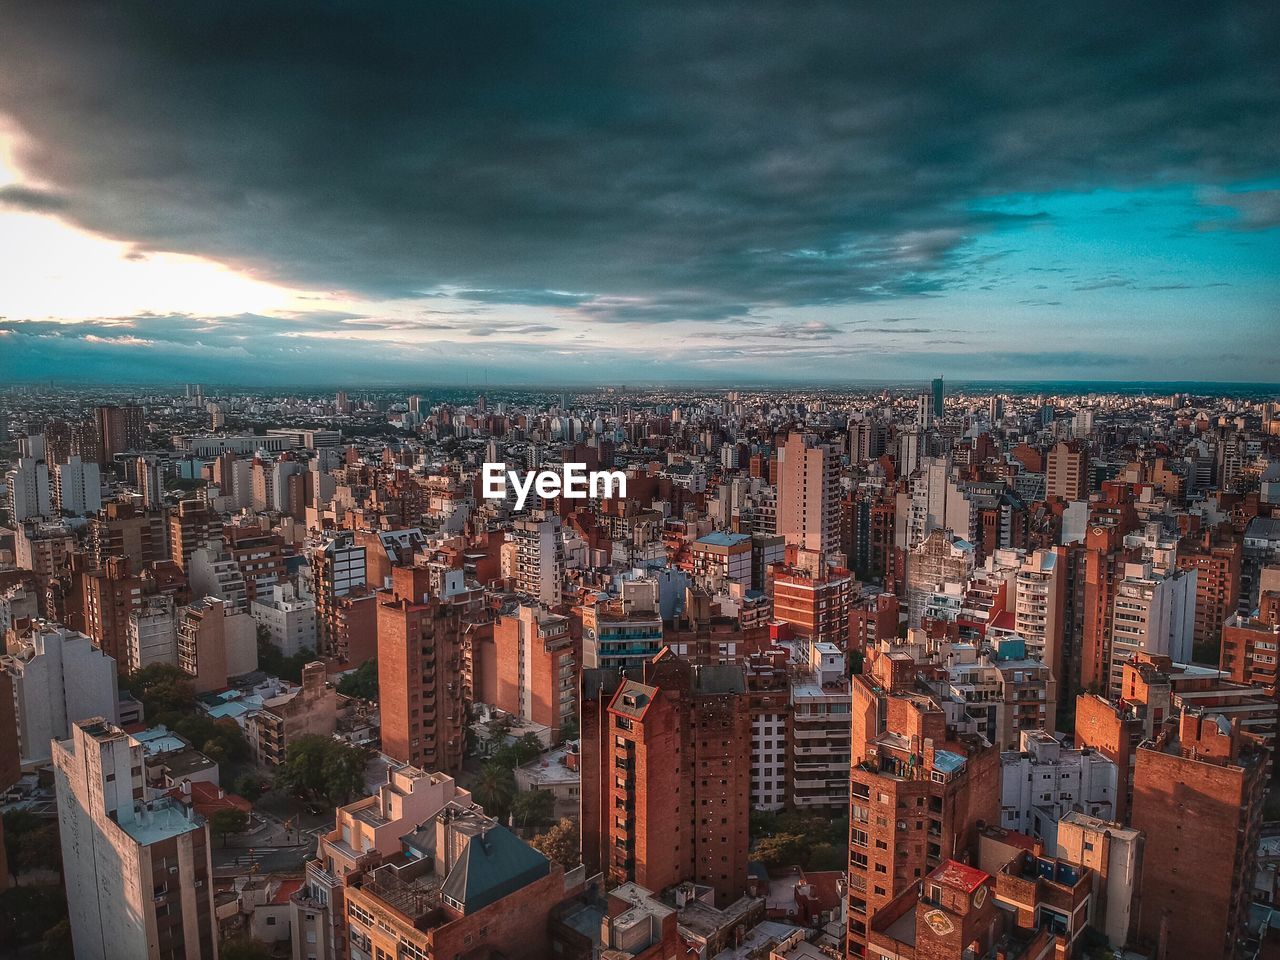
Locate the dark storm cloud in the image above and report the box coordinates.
[0,1,1277,321]
[0,184,68,212]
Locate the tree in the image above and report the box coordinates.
[209,809,250,848]
[234,772,269,803]
[472,761,517,821]
[752,833,809,869]
[806,842,846,871]
[484,715,516,755]
[168,714,249,765]
[336,659,378,700]
[276,735,367,808]
[3,810,61,882]
[530,818,581,868]
[256,636,316,683]
[127,664,196,719]
[510,789,555,832]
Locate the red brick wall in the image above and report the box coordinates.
[1132,746,1257,960]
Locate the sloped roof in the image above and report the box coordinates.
[441,822,550,914]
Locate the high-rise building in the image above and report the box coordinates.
[1,623,119,764]
[1132,708,1266,960]
[580,578,664,671]
[52,455,101,515]
[494,603,576,742]
[690,530,753,586]
[1176,529,1242,654]
[1046,439,1089,502]
[846,651,1000,958]
[997,730,1118,847]
[93,403,145,467]
[988,394,1004,424]
[377,566,473,774]
[54,718,217,960]
[312,532,368,660]
[127,594,177,673]
[168,499,223,572]
[508,512,565,606]
[905,529,975,630]
[87,501,168,570]
[787,638,851,810]
[582,650,750,907]
[187,540,249,613]
[6,456,51,521]
[916,391,933,428]
[931,375,944,419]
[1055,812,1143,950]
[251,581,317,658]
[1013,546,1066,686]
[176,598,231,693]
[222,525,288,605]
[776,433,841,559]
[1106,561,1195,697]
[79,555,145,664]
[768,547,853,648]
[1221,611,1280,696]
[136,455,163,509]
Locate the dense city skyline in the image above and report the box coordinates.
[2,3,1279,385]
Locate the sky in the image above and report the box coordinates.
[0,2,1277,387]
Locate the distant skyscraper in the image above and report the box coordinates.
[136,455,162,509]
[93,404,145,467]
[932,375,944,418]
[916,391,933,428]
[1046,439,1089,501]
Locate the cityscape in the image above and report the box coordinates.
[2,4,1280,960]
[2,382,1279,960]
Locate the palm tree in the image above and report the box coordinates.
[472,761,516,820]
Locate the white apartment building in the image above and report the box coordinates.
[1108,562,1196,697]
[1000,730,1118,850]
[508,512,565,607]
[1015,547,1065,675]
[187,540,249,613]
[52,455,102,516]
[252,581,318,657]
[54,718,217,960]
[128,594,178,673]
[6,456,51,521]
[2,623,118,764]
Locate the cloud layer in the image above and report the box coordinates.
[0,2,1277,383]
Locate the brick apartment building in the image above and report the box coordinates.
[494,602,577,741]
[342,805,581,960]
[580,648,751,907]
[377,566,480,775]
[846,651,1000,958]
[1132,708,1266,960]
